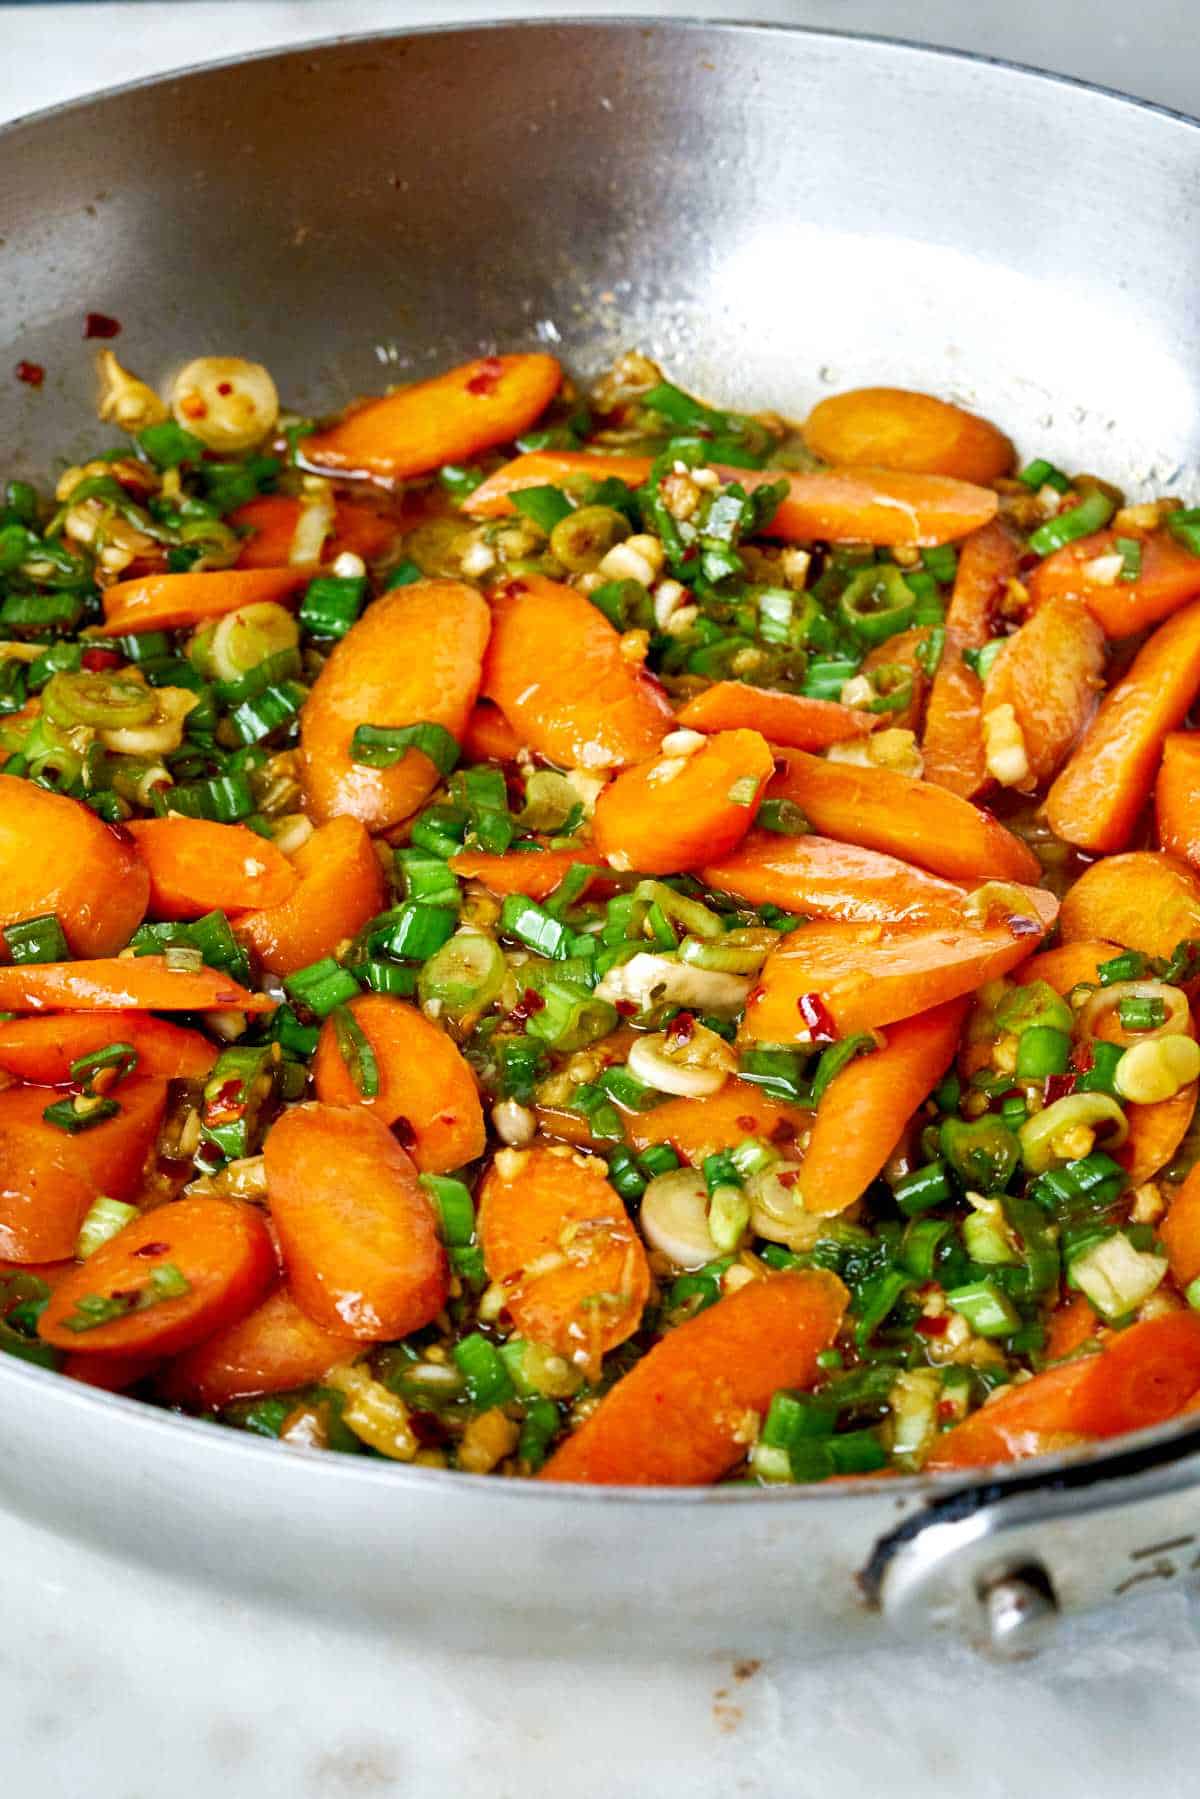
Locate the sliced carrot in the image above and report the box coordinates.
[0,775,149,958]
[1045,599,1200,851]
[981,594,1105,788]
[0,1077,167,1262]
[263,1103,448,1340]
[1043,1293,1101,1362]
[162,1284,355,1408]
[38,1197,275,1356]
[299,578,490,830]
[299,354,561,482]
[1156,733,1200,869]
[449,848,596,902]
[796,1001,968,1216]
[922,520,1019,797]
[539,1269,847,1485]
[1122,1082,1197,1186]
[477,1144,650,1365]
[591,729,773,875]
[0,956,273,1015]
[742,899,1055,1041]
[312,994,485,1173]
[624,1081,814,1165]
[62,1351,160,1392]
[1161,1161,1200,1286]
[767,748,1040,884]
[802,388,1014,485]
[466,452,998,546]
[675,682,874,750]
[1029,527,1200,638]
[1058,852,1200,959]
[0,1011,215,1085]
[231,495,399,569]
[927,1312,1200,1469]
[98,567,309,635]
[861,626,933,734]
[125,818,297,921]
[1012,939,1119,994]
[234,816,386,977]
[701,831,968,927]
[461,700,522,763]
[482,573,673,770]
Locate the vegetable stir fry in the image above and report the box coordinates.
[5,346,1200,1486]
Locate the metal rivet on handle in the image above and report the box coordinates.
[979,1565,1059,1659]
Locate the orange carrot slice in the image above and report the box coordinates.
[461,700,522,763]
[802,387,1014,484]
[0,775,149,959]
[539,1269,847,1485]
[234,816,386,977]
[922,520,1019,797]
[263,1104,448,1340]
[231,495,398,569]
[125,818,298,921]
[1045,599,1200,852]
[0,1011,215,1085]
[312,994,485,1173]
[796,1001,968,1215]
[592,729,773,875]
[299,578,490,830]
[1012,939,1119,994]
[981,594,1106,788]
[1029,527,1200,638]
[927,1312,1200,1469]
[742,898,1055,1041]
[299,354,561,482]
[0,1078,167,1262]
[38,1197,275,1356]
[1058,852,1200,959]
[1162,1161,1200,1287]
[0,957,274,1015]
[98,567,309,634]
[449,848,596,902]
[701,831,968,927]
[767,748,1040,883]
[624,1081,813,1165]
[477,1144,650,1366]
[162,1284,355,1408]
[463,451,654,518]
[1157,733,1200,869]
[861,626,934,734]
[63,1351,161,1393]
[1121,1082,1196,1187]
[482,573,673,769]
[1043,1293,1101,1363]
[675,682,874,750]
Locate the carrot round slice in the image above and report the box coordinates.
[162,1284,355,1408]
[464,451,655,519]
[234,816,386,977]
[922,520,1019,797]
[125,818,298,921]
[1121,1082,1197,1186]
[861,626,934,735]
[299,578,490,830]
[927,1312,1200,1469]
[0,775,149,958]
[0,1011,215,1085]
[802,388,1014,485]
[1156,733,1200,869]
[461,700,522,764]
[1161,1161,1200,1287]
[766,748,1040,883]
[263,1103,448,1340]
[1058,852,1200,959]
[0,1077,168,1262]
[1043,1293,1101,1363]
[312,994,485,1173]
[796,1001,968,1216]
[482,573,673,770]
[742,897,1055,1041]
[231,495,398,569]
[624,1081,813,1166]
[449,848,596,902]
[539,1269,847,1485]
[1045,599,1200,852]
[477,1144,650,1368]
[1029,527,1200,638]
[298,354,561,482]
[38,1197,275,1356]
[981,594,1106,789]
[701,831,968,927]
[592,729,773,875]
[63,1351,161,1392]
[0,957,273,1015]
[98,567,308,635]
[1012,939,1119,994]
[675,682,874,751]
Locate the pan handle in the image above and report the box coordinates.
[860,1420,1200,1657]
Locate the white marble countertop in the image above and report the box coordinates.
[4,6,1200,1794]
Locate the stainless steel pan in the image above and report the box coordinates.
[3,20,1200,1659]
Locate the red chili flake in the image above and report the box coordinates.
[776,1169,799,1188]
[667,1011,696,1045]
[1017,550,1041,575]
[736,1115,758,1132]
[15,360,44,387]
[82,647,122,673]
[916,1314,950,1338]
[132,1241,170,1259]
[216,381,233,396]
[937,1398,959,1420]
[746,985,765,1007]
[391,1116,417,1148]
[1071,1042,1095,1075]
[613,999,638,1017]
[1005,913,1044,939]
[204,1078,246,1127]
[465,356,504,396]
[508,987,546,1025]
[798,992,837,1043]
[83,312,121,340]
[770,1118,797,1144]
[1044,1072,1076,1104]
[492,578,527,603]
